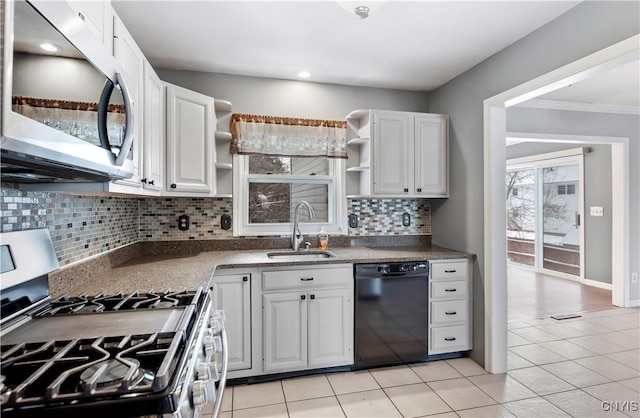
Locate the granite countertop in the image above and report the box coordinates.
[49,244,472,297]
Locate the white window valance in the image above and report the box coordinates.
[230,113,348,159]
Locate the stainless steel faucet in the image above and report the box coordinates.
[291,201,315,251]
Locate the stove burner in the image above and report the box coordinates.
[79,358,152,390]
[46,289,198,315]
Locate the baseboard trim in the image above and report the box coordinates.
[583,278,612,290]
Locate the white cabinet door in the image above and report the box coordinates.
[307,289,353,369]
[212,274,251,371]
[67,0,110,47]
[373,112,412,195]
[414,114,448,197]
[165,83,215,194]
[142,61,164,192]
[263,293,308,374]
[113,14,144,188]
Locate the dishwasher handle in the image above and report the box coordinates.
[356,271,427,279]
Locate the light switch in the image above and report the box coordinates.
[590,206,604,217]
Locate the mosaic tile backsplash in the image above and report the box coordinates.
[140,197,234,241]
[1,187,430,265]
[1,188,139,266]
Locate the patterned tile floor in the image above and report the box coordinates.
[207,267,639,417]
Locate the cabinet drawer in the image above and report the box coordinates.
[430,261,468,281]
[263,267,351,291]
[431,280,468,299]
[430,326,470,352]
[431,300,468,325]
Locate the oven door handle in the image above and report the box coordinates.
[213,328,229,418]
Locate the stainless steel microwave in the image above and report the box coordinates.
[1,0,135,182]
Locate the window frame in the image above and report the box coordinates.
[233,154,347,237]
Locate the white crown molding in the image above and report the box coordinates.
[515,98,640,115]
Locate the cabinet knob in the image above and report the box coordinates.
[417,188,422,192]
[300,295,306,300]
[404,188,409,193]
[310,294,315,300]
[149,180,155,186]
[170,183,177,189]
[141,178,148,184]
[78,12,85,21]
[243,276,248,282]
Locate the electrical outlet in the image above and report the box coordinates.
[590,206,604,217]
[402,213,411,227]
[178,215,190,231]
[221,214,231,230]
[348,214,358,228]
[632,272,638,284]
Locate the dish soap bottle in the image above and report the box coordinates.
[318,228,329,250]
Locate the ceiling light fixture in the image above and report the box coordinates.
[337,1,386,19]
[297,70,311,79]
[39,42,58,52]
[354,6,370,19]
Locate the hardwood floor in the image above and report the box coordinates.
[508,265,613,321]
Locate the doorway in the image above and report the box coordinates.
[482,36,638,374]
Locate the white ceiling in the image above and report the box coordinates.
[111,0,581,92]
[536,59,640,107]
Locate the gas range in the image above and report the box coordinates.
[0,229,227,418]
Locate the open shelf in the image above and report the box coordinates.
[347,137,369,146]
[346,166,370,172]
[215,162,233,170]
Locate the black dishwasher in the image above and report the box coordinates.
[354,262,429,369]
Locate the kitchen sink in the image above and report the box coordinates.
[266,250,337,260]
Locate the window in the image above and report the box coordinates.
[567,184,576,194]
[233,154,346,236]
[558,184,566,195]
[512,187,518,197]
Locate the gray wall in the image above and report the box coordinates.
[156,69,429,120]
[506,140,613,284]
[428,1,640,365]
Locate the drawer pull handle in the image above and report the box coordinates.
[444,337,457,341]
[444,288,457,292]
[444,269,457,273]
[300,277,314,281]
[445,311,457,315]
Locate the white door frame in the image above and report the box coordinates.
[482,35,639,374]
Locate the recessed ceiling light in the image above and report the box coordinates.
[297,70,311,79]
[39,43,58,52]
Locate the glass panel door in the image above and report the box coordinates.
[507,156,583,279]
[541,164,581,276]
[506,169,536,267]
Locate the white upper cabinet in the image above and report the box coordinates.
[373,111,412,195]
[345,110,449,198]
[164,82,216,195]
[142,61,164,192]
[67,0,111,50]
[414,114,449,196]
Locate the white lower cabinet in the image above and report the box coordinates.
[263,292,308,373]
[213,264,353,379]
[428,259,472,355]
[211,273,252,371]
[262,265,354,375]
